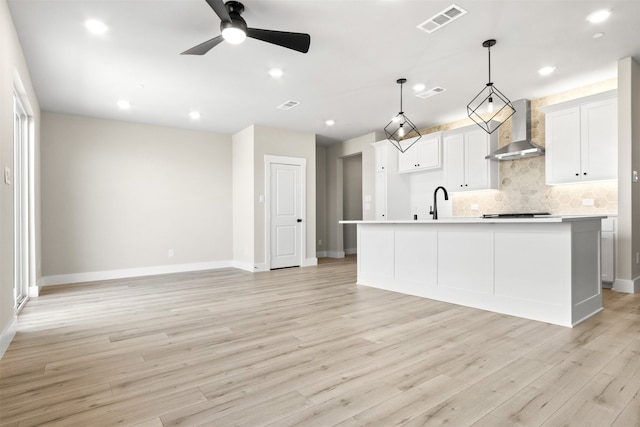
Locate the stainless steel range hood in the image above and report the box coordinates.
[485,99,545,161]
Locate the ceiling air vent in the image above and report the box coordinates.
[417,4,467,34]
[416,87,447,99]
[277,100,300,110]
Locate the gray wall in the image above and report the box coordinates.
[41,113,233,275]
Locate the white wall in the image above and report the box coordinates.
[232,126,255,268]
[616,57,640,292]
[41,113,232,277]
[0,0,41,356]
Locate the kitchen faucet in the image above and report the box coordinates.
[430,186,449,220]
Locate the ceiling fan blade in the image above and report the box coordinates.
[206,0,231,22]
[246,28,311,53]
[181,35,224,55]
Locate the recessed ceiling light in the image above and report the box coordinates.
[587,9,611,23]
[117,99,130,110]
[538,66,556,76]
[189,111,201,120]
[413,83,426,92]
[268,68,283,78]
[85,19,108,35]
[593,32,605,38]
[325,119,335,126]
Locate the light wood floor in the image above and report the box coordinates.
[1,256,639,426]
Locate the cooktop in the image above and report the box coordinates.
[482,212,551,218]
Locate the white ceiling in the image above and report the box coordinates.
[7,0,640,145]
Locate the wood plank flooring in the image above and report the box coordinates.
[1,256,639,426]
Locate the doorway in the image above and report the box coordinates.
[13,89,34,311]
[342,154,363,255]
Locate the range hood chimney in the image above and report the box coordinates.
[485,99,545,161]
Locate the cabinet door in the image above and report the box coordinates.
[464,128,490,190]
[374,143,387,172]
[374,171,386,220]
[398,135,441,173]
[581,98,617,181]
[416,134,441,170]
[398,146,418,172]
[545,107,581,184]
[444,132,465,189]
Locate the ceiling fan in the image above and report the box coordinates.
[181,0,311,55]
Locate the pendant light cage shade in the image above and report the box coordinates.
[467,83,515,134]
[384,113,421,153]
[384,78,422,153]
[467,39,515,134]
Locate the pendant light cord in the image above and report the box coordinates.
[487,45,492,84]
[399,81,404,113]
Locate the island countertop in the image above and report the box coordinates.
[340,215,607,225]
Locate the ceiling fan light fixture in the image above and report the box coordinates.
[466,39,515,134]
[222,26,246,44]
[384,78,422,153]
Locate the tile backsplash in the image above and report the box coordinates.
[413,78,618,217]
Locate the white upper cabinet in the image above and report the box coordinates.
[543,90,617,185]
[398,133,442,173]
[444,125,499,192]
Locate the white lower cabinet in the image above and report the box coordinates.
[444,125,499,191]
[601,217,616,284]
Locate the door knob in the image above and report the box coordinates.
[297,219,302,222]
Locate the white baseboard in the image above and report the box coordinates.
[41,260,234,286]
[316,250,328,258]
[253,263,269,272]
[29,283,41,298]
[612,276,640,293]
[302,257,318,267]
[0,317,17,360]
[325,251,345,259]
[344,247,357,255]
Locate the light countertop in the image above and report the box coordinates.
[340,215,608,225]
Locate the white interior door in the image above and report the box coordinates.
[270,162,302,269]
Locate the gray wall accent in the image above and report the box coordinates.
[41,113,233,275]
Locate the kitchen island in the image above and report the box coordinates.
[340,216,604,327]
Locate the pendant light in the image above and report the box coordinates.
[384,78,422,153]
[467,39,515,134]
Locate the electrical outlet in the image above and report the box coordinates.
[318,240,322,246]
[4,166,11,185]
[168,249,174,257]
[470,204,479,211]
[582,199,594,206]
[636,252,639,265]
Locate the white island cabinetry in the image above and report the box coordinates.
[343,217,604,327]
